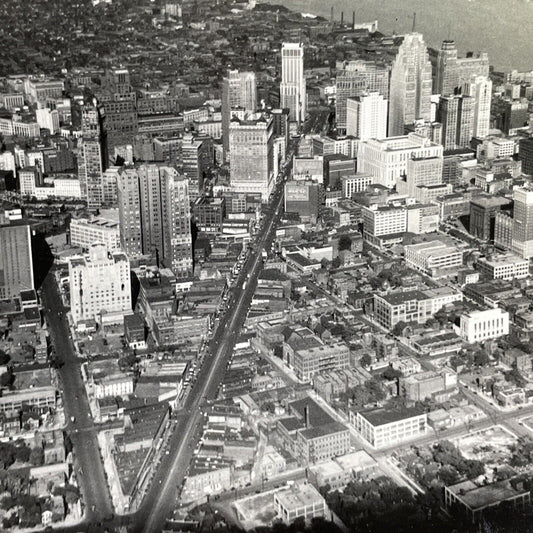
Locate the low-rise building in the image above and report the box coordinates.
[350,405,427,449]
[405,241,463,276]
[274,482,330,525]
[444,479,530,521]
[373,287,462,331]
[477,253,529,281]
[69,217,121,251]
[459,308,509,343]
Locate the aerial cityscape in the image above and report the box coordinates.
[1,0,533,532]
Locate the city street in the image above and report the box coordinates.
[129,151,294,533]
[41,272,114,525]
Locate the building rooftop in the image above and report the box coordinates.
[447,479,529,511]
[358,404,425,426]
[274,482,325,510]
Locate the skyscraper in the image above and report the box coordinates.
[335,60,390,134]
[435,40,489,95]
[117,164,193,277]
[388,33,432,136]
[435,40,459,96]
[229,113,274,200]
[280,43,306,124]
[437,95,474,150]
[518,137,533,176]
[96,68,138,152]
[512,186,533,259]
[78,104,108,209]
[346,92,388,141]
[68,243,131,324]
[463,76,492,139]
[221,70,257,158]
[0,223,34,300]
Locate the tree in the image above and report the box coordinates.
[29,447,44,466]
[382,366,402,380]
[360,354,372,367]
[338,235,352,251]
[0,351,10,365]
[392,321,408,337]
[473,350,489,367]
[331,257,341,269]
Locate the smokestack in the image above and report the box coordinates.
[330,6,333,23]
[304,405,310,429]
[340,11,344,26]
[352,11,355,30]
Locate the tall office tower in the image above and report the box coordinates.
[271,108,290,148]
[79,104,108,209]
[229,113,274,200]
[519,137,533,176]
[346,92,388,141]
[435,40,489,95]
[435,40,459,96]
[78,139,105,209]
[280,43,306,124]
[68,243,131,324]
[117,167,143,258]
[463,76,492,139]
[388,33,432,136]
[181,134,213,201]
[221,70,257,158]
[501,100,529,135]
[117,164,193,277]
[335,60,390,134]
[97,68,138,152]
[0,223,34,300]
[512,186,533,259]
[437,95,474,150]
[405,156,444,197]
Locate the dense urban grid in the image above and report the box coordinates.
[2,0,533,532]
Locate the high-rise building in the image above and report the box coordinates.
[0,223,34,300]
[346,92,388,141]
[271,108,290,148]
[404,156,444,198]
[469,195,512,241]
[97,68,138,152]
[280,43,306,123]
[512,186,533,259]
[463,76,492,139]
[438,94,474,150]
[435,40,459,96]
[229,113,274,200]
[68,243,131,324]
[501,100,529,135]
[335,60,390,134]
[435,40,489,95]
[78,139,105,209]
[221,70,257,158]
[518,137,533,176]
[35,108,60,134]
[180,134,213,201]
[358,133,443,189]
[388,33,432,136]
[117,164,193,277]
[78,104,108,209]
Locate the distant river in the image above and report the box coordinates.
[262,0,533,72]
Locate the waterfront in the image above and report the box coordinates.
[263,0,533,72]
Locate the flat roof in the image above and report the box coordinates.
[358,405,425,426]
[448,479,528,511]
[275,483,325,510]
